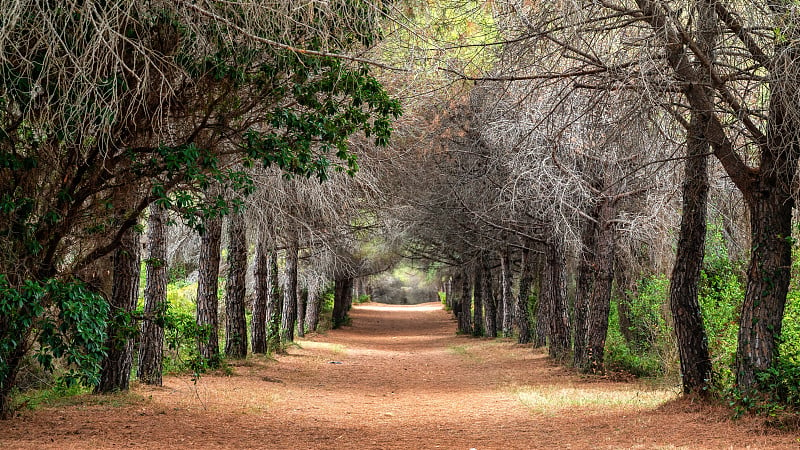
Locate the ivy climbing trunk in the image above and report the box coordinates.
[225,212,248,358]
[138,203,168,385]
[196,214,222,366]
[96,226,140,393]
[281,238,299,342]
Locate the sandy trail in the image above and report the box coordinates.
[2,302,797,449]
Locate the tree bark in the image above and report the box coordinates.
[138,203,168,385]
[515,246,533,344]
[332,277,353,328]
[251,223,271,354]
[196,214,222,365]
[224,212,248,358]
[457,268,472,334]
[573,206,598,369]
[483,256,497,338]
[305,288,321,333]
[500,247,515,337]
[543,238,570,362]
[472,260,484,337]
[266,250,282,353]
[297,287,308,338]
[583,197,616,373]
[96,226,140,393]
[281,238,299,342]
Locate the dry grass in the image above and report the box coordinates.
[515,383,679,415]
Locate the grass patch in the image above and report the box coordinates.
[300,341,347,355]
[14,384,145,413]
[515,384,677,415]
[448,345,482,362]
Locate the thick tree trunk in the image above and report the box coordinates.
[265,251,282,353]
[457,268,472,334]
[332,277,353,328]
[582,198,616,373]
[543,238,570,362]
[96,226,140,393]
[251,224,271,354]
[305,288,321,333]
[472,261,484,337]
[670,111,713,394]
[281,239,299,342]
[515,246,533,344]
[297,287,307,338]
[138,203,168,385]
[196,214,222,365]
[500,247,514,337]
[483,258,497,338]
[225,213,248,358]
[573,207,598,369]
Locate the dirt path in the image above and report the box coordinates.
[2,302,798,449]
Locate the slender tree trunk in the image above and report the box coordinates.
[515,246,533,344]
[265,250,282,353]
[458,268,472,334]
[500,247,514,337]
[96,226,140,392]
[251,223,271,354]
[532,267,547,348]
[305,288,321,333]
[281,238,299,342]
[297,287,308,338]
[332,277,353,328]
[583,197,616,373]
[225,213,248,358]
[543,238,570,362]
[573,205,598,369]
[139,203,168,385]
[483,257,497,338]
[196,214,222,365]
[472,260,484,337]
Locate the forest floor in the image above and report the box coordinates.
[2,302,799,449]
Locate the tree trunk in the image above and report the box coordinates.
[251,223,271,354]
[281,239,299,342]
[500,247,514,337]
[332,277,353,328]
[670,102,713,394]
[515,246,533,344]
[582,197,616,373]
[224,212,248,358]
[138,203,168,385]
[305,288,321,333]
[573,207,598,369]
[266,250,282,353]
[543,238,570,362]
[196,214,222,366]
[96,226,140,393]
[458,268,472,334]
[297,287,308,338]
[483,257,497,338]
[472,260,484,337]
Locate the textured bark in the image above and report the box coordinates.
[332,277,353,328]
[543,239,570,362]
[573,208,598,369]
[281,239,299,342]
[583,198,616,373]
[515,246,533,344]
[196,214,222,365]
[265,251,282,353]
[96,227,140,393]
[482,257,497,338]
[225,213,248,358]
[532,259,547,348]
[138,203,168,385]
[251,224,271,354]
[305,289,322,333]
[457,268,472,334]
[472,261,484,337]
[500,247,514,338]
[297,287,308,338]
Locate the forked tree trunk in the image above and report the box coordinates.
[583,197,616,373]
[139,203,168,385]
[251,224,271,354]
[225,212,248,358]
[472,261,484,337]
[543,238,570,362]
[515,246,533,344]
[96,226,140,393]
[196,214,222,365]
[281,239,299,342]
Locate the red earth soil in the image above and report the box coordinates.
[2,302,799,449]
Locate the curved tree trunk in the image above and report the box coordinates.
[515,246,533,344]
[96,226,141,393]
[224,212,248,358]
[138,203,168,385]
[251,223,271,354]
[281,238,299,342]
[196,214,223,365]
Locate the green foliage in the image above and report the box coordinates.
[0,276,108,394]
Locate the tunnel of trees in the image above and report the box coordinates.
[2,0,800,422]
